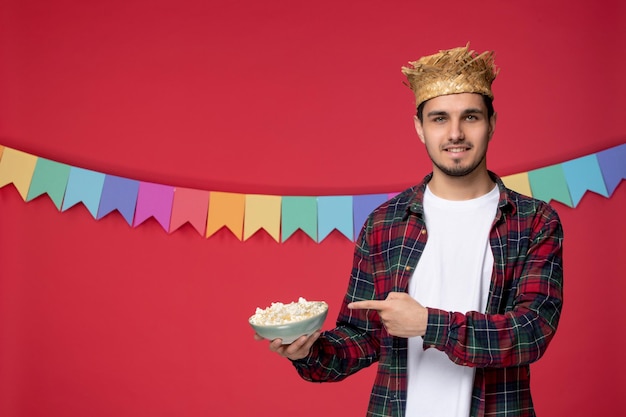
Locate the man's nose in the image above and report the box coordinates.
[449,120,464,140]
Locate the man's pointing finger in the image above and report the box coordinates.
[348,300,385,310]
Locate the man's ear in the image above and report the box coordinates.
[414,116,425,144]
[488,112,498,141]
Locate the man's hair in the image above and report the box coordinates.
[416,94,495,123]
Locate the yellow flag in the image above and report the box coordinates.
[244,195,281,242]
[502,172,532,197]
[0,147,38,200]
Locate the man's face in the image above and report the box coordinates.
[414,93,497,178]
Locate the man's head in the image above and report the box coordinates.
[402,44,499,182]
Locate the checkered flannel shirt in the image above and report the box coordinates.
[293,172,564,417]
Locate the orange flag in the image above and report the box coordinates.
[206,191,246,239]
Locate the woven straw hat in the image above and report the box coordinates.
[401,43,499,107]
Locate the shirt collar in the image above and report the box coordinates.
[405,171,516,217]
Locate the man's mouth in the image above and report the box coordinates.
[444,146,471,153]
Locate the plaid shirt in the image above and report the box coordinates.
[293,172,564,417]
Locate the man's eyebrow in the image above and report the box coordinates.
[462,108,484,115]
[426,110,449,117]
[426,107,483,117]
[426,108,484,118]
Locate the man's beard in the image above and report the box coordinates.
[430,153,486,177]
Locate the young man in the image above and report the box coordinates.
[256,44,564,417]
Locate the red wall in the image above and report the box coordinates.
[1,1,625,416]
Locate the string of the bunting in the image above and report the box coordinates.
[0,143,624,243]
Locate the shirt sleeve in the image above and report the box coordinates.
[422,201,564,368]
[293,221,381,381]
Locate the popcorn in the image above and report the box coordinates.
[249,297,327,326]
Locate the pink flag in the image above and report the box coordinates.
[133,182,175,231]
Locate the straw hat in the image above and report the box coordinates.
[401,43,499,107]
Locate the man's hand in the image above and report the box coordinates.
[348,292,428,337]
[254,331,321,361]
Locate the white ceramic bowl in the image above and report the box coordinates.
[249,301,328,344]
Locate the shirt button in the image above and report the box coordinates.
[421,229,426,235]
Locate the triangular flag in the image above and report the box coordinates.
[26,158,71,209]
[133,182,175,231]
[206,191,245,239]
[596,143,626,196]
[501,172,532,197]
[170,187,210,235]
[243,194,281,241]
[61,167,106,217]
[281,196,317,242]
[562,154,609,207]
[317,196,353,242]
[0,147,38,200]
[353,194,388,238]
[528,164,573,207]
[97,175,140,225]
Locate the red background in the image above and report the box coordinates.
[1,1,625,416]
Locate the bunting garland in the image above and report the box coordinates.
[0,143,624,243]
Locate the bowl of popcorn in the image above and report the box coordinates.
[249,297,328,344]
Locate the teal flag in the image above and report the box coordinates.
[528,164,573,207]
[26,158,71,209]
[281,196,318,242]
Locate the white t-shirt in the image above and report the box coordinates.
[405,184,499,417]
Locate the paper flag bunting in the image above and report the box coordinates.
[596,143,626,196]
[562,154,609,207]
[281,196,318,242]
[353,194,389,238]
[97,175,140,225]
[206,192,245,239]
[26,158,71,209]
[0,148,38,200]
[170,187,210,235]
[133,182,175,231]
[0,142,623,244]
[62,167,106,217]
[528,164,573,207]
[244,195,281,241]
[501,172,532,197]
[317,196,353,242]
